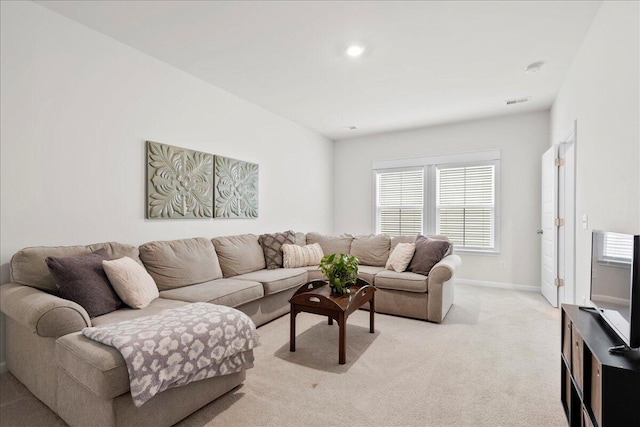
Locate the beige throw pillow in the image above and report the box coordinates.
[282,243,324,268]
[102,257,159,309]
[385,243,416,273]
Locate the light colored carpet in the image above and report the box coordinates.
[0,284,566,426]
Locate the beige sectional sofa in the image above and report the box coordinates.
[0,232,460,427]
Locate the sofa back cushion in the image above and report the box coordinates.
[139,238,222,290]
[306,232,353,256]
[212,234,266,277]
[89,242,143,265]
[350,234,391,266]
[10,242,140,294]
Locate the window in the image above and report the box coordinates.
[437,164,495,250]
[373,150,500,252]
[375,169,424,236]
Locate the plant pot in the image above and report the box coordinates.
[330,284,350,295]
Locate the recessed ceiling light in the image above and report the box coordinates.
[345,44,365,58]
[525,61,545,73]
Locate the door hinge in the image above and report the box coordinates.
[555,218,565,227]
[555,278,565,287]
[555,158,566,167]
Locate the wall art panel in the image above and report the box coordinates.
[214,155,259,218]
[146,141,213,219]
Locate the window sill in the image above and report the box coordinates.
[454,248,500,256]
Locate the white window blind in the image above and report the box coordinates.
[603,232,633,263]
[437,164,495,250]
[376,169,424,236]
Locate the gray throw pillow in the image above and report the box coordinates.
[46,248,124,318]
[408,235,451,276]
[259,231,296,269]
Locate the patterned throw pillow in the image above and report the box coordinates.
[259,231,296,269]
[385,242,416,272]
[282,243,324,268]
[408,235,451,275]
[45,249,124,318]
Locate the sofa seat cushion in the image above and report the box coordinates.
[56,331,130,399]
[357,265,385,285]
[374,270,428,293]
[138,238,223,290]
[56,299,189,399]
[234,268,307,296]
[303,266,325,282]
[90,298,188,327]
[159,279,264,308]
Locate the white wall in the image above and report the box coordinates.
[333,111,550,288]
[0,2,333,369]
[550,1,639,306]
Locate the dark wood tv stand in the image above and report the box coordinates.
[561,305,640,426]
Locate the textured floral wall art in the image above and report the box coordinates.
[146,141,214,219]
[214,155,259,218]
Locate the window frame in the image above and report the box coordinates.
[435,159,500,254]
[373,166,426,237]
[373,150,501,254]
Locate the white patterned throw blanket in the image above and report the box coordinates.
[83,302,260,407]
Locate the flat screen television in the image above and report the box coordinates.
[589,230,640,349]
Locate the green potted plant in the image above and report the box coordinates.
[318,253,359,295]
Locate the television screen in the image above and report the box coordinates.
[590,230,639,348]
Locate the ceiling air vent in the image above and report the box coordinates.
[505,97,531,106]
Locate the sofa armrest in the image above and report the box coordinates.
[428,254,462,287]
[0,283,90,337]
[427,254,462,323]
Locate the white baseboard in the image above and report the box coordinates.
[456,278,540,293]
[0,361,6,374]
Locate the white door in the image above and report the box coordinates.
[558,141,576,305]
[541,147,558,306]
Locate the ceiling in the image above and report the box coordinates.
[36,1,602,140]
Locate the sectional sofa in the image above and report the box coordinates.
[0,232,461,427]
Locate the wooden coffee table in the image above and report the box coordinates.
[289,278,375,364]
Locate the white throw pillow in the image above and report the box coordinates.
[102,257,159,309]
[385,243,416,273]
[282,243,324,268]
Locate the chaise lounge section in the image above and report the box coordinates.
[0,231,460,426]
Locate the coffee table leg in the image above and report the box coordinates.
[370,294,375,333]
[290,308,296,352]
[338,313,346,364]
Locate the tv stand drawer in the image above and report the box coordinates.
[590,356,602,427]
[571,324,584,392]
[562,313,572,364]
